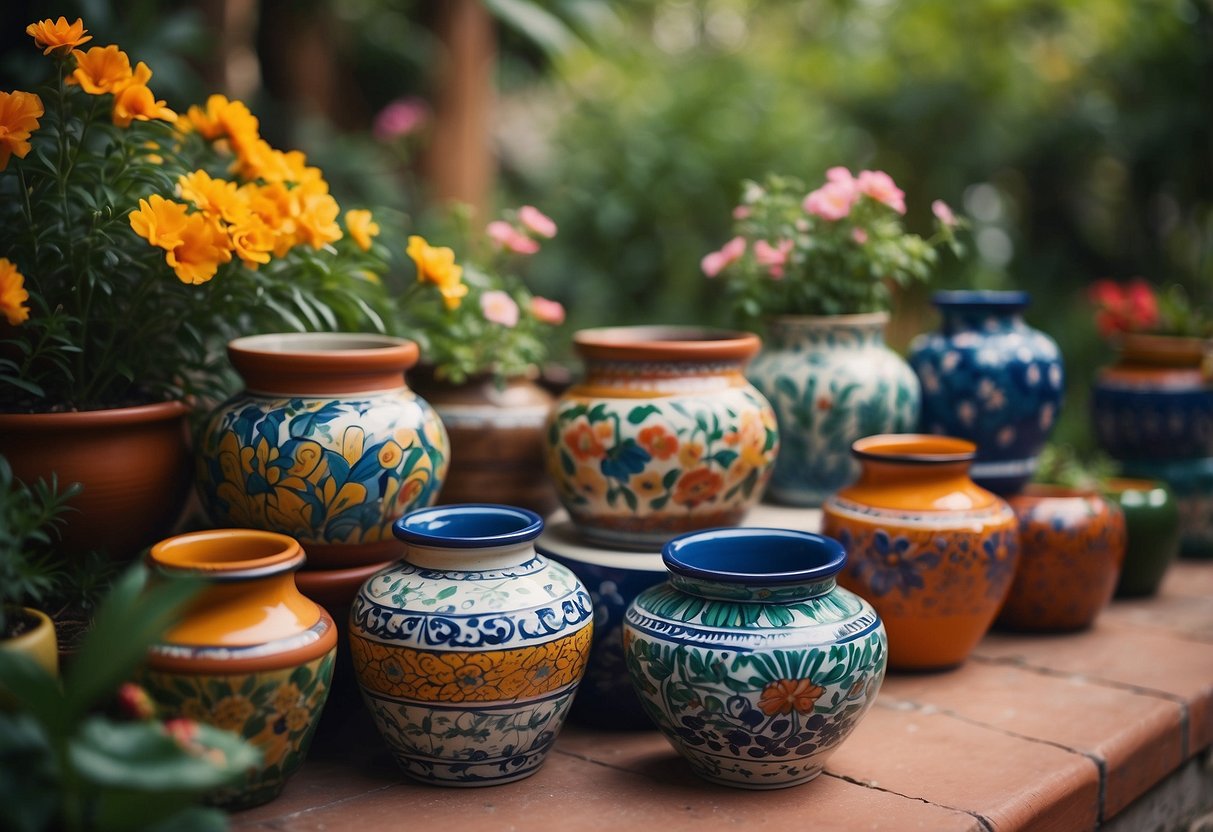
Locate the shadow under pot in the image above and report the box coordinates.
[195,333,450,570]
[1103,478,1179,598]
[623,528,887,789]
[349,504,593,786]
[822,434,1019,671]
[139,529,338,810]
[546,326,779,550]
[997,486,1126,632]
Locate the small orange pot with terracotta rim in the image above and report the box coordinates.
[997,485,1126,632]
[822,434,1019,671]
[138,528,338,810]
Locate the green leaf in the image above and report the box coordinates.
[0,712,58,832]
[626,405,660,424]
[481,0,577,55]
[0,651,68,739]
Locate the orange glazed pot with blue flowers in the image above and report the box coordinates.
[196,333,449,568]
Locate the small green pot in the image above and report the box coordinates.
[1103,478,1180,597]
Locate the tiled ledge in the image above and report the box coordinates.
[232,562,1213,832]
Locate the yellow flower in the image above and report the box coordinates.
[0,91,44,172]
[406,235,466,309]
[129,195,190,251]
[344,209,379,252]
[0,258,30,326]
[164,214,233,285]
[182,94,260,154]
[111,62,175,127]
[295,192,343,249]
[178,170,249,225]
[228,215,276,268]
[237,140,323,187]
[26,17,92,55]
[69,45,133,95]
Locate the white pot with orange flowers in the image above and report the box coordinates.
[0,17,395,558]
[703,170,965,506]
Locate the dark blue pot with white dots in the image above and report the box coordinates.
[908,291,1064,494]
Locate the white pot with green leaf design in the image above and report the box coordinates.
[748,313,920,506]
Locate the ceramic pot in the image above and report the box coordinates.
[909,291,1064,495]
[535,514,666,730]
[0,607,58,677]
[349,504,593,786]
[196,333,450,569]
[1103,478,1180,597]
[409,367,558,516]
[140,529,338,809]
[1120,457,1213,559]
[997,486,1126,631]
[546,326,778,550]
[623,528,886,789]
[0,401,190,558]
[749,312,919,507]
[1092,334,1213,461]
[822,434,1019,671]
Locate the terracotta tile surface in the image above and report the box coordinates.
[1102,591,1213,644]
[1160,561,1213,598]
[880,661,1185,818]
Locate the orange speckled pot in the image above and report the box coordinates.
[997,485,1126,632]
[139,529,338,809]
[822,435,1019,671]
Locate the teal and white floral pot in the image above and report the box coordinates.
[624,528,887,790]
[349,505,594,786]
[748,313,919,507]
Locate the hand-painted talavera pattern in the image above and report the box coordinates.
[909,292,1064,494]
[197,394,448,561]
[748,313,919,507]
[349,507,593,786]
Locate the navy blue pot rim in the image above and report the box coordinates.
[932,289,1030,309]
[393,503,544,548]
[662,527,847,585]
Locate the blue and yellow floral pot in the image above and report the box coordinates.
[140,529,338,810]
[623,528,887,789]
[546,326,778,550]
[349,505,593,786]
[909,291,1064,495]
[196,333,449,570]
[748,312,919,507]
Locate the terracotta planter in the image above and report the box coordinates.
[140,529,338,809]
[196,333,449,569]
[1104,478,1180,597]
[0,401,191,558]
[546,326,779,550]
[409,367,558,516]
[997,486,1125,631]
[0,607,59,677]
[822,435,1019,671]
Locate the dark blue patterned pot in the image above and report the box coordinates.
[623,528,886,789]
[908,291,1064,494]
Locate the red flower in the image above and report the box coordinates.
[673,467,724,508]
[758,678,825,716]
[564,422,605,461]
[116,682,156,721]
[1089,278,1159,337]
[637,425,678,460]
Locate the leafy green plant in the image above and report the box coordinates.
[1033,444,1116,492]
[0,566,260,832]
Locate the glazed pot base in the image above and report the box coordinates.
[681,753,825,790]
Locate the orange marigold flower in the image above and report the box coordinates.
[295,192,343,249]
[0,90,44,172]
[164,213,233,285]
[182,94,259,152]
[407,235,465,309]
[565,422,605,461]
[129,195,191,251]
[344,209,379,252]
[69,45,133,95]
[111,62,175,127]
[672,467,724,508]
[637,425,679,460]
[229,215,276,268]
[178,170,249,225]
[757,678,825,716]
[26,17,91,56]
[0,258,31,326]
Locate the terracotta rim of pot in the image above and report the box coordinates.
[0,399,188,428]
[149,529,306,577]
[1102,477,1166,495]
[932,290,1030,310]
[663,527,846,586]
[573,326,760,363]
[1115,332,1211,368]
[228,332,420,396]
[851,433,976,465]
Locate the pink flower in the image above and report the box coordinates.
[701,236,746,278]
[518,205,557,238]
[373,97,430,142]
[826,166,856,187]
[856,170,906,215]
[732,205,751,220]
[754,239,794,279]
[531,296,565,325]
[851,228,869,244]
[932,199,957,227]
[803,181,855,221]
[487,220,540,255]
[481,290,520,327]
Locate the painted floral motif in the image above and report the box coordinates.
[197,393,448,547]
[749,315,920,507]
[140,650,335,809]
[1092,385,1213,461]
[546,389,777,546]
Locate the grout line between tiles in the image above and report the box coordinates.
[821,771,994,832]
